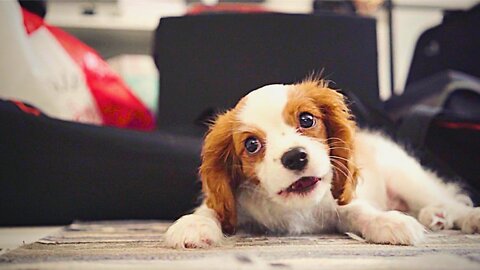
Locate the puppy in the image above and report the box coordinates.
[165,79,480,248]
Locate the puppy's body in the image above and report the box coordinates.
[165,81,480,248]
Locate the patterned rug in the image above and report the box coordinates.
[1,220,480,269]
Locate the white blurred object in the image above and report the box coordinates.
[47,0,186,31]
[0,0,101,124]
[202,0,220,6]
[107,55,159,113]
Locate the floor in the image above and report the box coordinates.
[1,221,480,269]
[0,226,61,256]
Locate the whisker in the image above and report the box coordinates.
[330,158,350,172]
[334,207,341,226]
[330,155,358,167]
[325,137,348,143]
[330,155,353,164]
[313,137,347,144]
[311,138,350,149]
[331,161,349,180]
[329,142,351,148]
[329,146,352,151]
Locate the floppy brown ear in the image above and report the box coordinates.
[199,110,241,234]
[300,80,358,205]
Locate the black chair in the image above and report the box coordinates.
[153,13,380,134]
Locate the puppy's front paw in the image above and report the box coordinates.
[461,208,480,234]
[362,211,425,245]
[418,205,453,231]
[164,214,223,249]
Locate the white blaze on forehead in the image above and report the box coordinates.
[237,84,291,129]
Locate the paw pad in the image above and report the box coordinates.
[418,206,452,231]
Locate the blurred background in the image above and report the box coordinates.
[1,0,479,226]
[42,0,479,107]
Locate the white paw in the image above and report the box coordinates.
[362,211,426,245]
[418,205,453,231]
[461,208,480,234]
[164,214,224,249]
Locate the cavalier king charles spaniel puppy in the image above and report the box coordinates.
[165,79,480,248]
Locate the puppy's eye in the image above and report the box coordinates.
[299,112,316,129]
[244,137,261,154]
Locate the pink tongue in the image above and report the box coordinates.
[291,177,316,191]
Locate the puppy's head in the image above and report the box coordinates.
[200,79,357,234]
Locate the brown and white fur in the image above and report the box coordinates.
[165,79,480,248]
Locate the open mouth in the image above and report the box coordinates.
[278,177,320,195]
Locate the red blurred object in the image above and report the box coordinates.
[12,100,42,117]
[21,9,155,131]
[187,3,269,15]
[436,121,480,131]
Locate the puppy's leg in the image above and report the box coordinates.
[337,200,425,245]
[417,200,480,233]
[376,139,479,233]
[164,203,224,249]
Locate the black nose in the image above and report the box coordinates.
[281,147,308,171]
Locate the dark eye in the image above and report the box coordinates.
[244,137,261,154]
[299,112,316,129]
